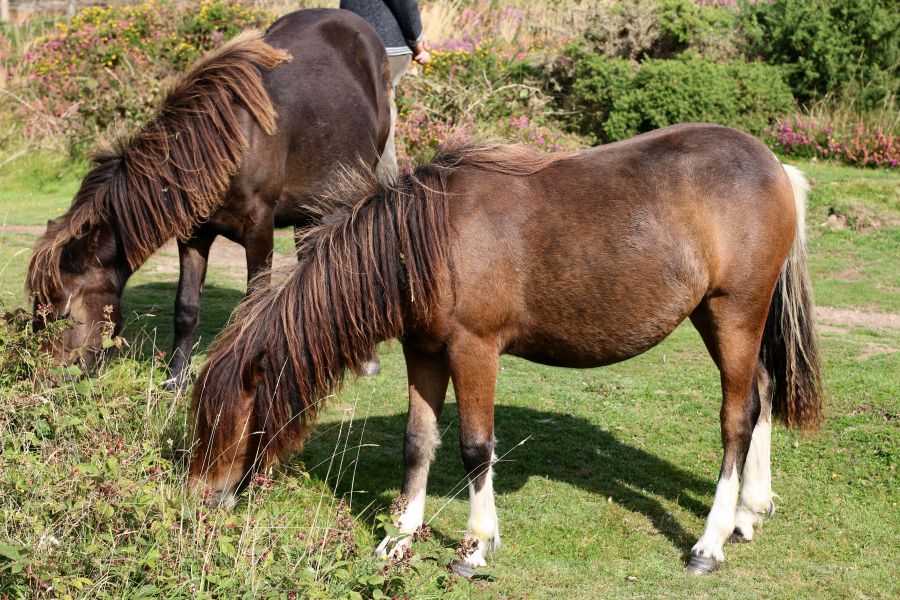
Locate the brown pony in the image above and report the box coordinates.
[25,9,391,384]
[189,124,823,575]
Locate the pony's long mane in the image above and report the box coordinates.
[26,30,290,302]
[192,142,571,472]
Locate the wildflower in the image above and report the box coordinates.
[456,535,479,559]
[413,523,433,542]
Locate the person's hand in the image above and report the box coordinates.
[413,41,431,65]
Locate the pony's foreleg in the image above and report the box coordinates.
[449,335,501,572]
[167,233,214,391]
[733,362,776,542]
[244,213,274,291]
[376,346,449,558]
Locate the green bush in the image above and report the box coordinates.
[557,52,795,143]
[739,0,899,108]
[554,50,636,142]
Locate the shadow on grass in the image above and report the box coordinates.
[301,405,713,555]
[120,282,244,361]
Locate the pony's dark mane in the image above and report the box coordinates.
[191,142,570,472]
[26,30,290,302]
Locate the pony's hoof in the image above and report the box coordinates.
[359,360,381,377]
[767,501,776,516]
[449,560,478,579]
[161,377,186,394]
[685,554,720,575]
[728,528,750,544]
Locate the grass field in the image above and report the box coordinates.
[0,153,898,598]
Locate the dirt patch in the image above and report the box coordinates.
[829,267,865,281]
[816,306,900,331]
[144,234,298,279]
[0,225,47,235]
[855,343,898,361]
[1,224,298,278]
[849,405,899,421]
[821,202,900,233]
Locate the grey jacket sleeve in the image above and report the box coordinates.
[383,0,424,47]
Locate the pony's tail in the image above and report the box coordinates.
[760,165,824,429]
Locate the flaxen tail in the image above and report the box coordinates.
[760,165,824,429]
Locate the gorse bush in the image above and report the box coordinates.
[397,43,577,166]
[739,0,900,108]
[10,0,272,155]
[583,0,739,62]
[555,51,795,143]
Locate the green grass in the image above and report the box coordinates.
[0,152,85,227]
[0,152,897,598]
[798,161,900,312]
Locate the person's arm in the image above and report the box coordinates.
[383,0,430,63]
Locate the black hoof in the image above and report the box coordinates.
[685,554,720,575]
[728,528,750,544]
[358,360,381,377]
[767,501,776,516]
[449,561,477,579]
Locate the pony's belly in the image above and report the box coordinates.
[506,315,684,369]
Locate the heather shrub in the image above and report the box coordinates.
[8,0,272,155]
[739,0,899,108]
[767,118,899,168]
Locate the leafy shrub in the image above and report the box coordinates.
[739,0,900,108]
[557,52,795,142]
[0,306,63,387]
[552,50,636,143]
[768,118,899,168]
[413,44,549,125]
[0,319,472,598]
[9,0,272,155]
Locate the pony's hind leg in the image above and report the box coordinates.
[687,298,769,574]
[448,333,501,572]
[732,361,776,542]
[376,346,449,558]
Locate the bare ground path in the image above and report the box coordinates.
[0,224,297,275]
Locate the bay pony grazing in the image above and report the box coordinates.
[25,9,390,386]
[189,124,823,575]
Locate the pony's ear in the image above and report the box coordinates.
[240,351,268,391]
[60,227,104,273]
